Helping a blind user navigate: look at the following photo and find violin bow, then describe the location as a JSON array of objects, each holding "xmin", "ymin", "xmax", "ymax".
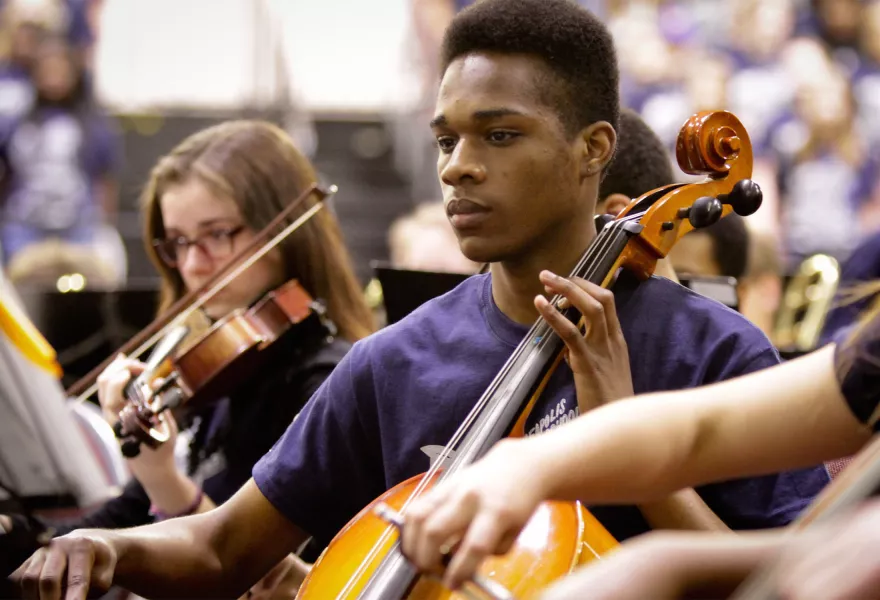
[{"xmin": 66, "ymin": 183, "xmax": 337, "ymax": 403}]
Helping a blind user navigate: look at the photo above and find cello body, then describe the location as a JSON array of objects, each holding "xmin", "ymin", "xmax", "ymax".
[{"xmin": 297, "ymin": 473, "xmax": 618, "ymax": 599}]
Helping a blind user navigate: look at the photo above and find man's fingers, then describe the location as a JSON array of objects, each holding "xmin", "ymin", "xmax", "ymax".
[
  {"xmin": 38, "ymin": 547, "xmax": 68, "ymax": 600},
  {"xmin": 400, "ymin": 486, "xmax": 448, "ymax": 567},
  {"xmin": 442, "ymin": 511, "xmax": 509, "ymax": 591},
  {"xmin": 63, "ymin": 541, "xmax": 95, "ymax": 600},
  {"xmin": 16, "ymin": 550, "xmax": 47, "ymax": 600},
  {"xmin": 538, "ymin": 272, "xmax": 609, "ymax": 343},
  {"xmin": 535, "ymin": 296, "xmax": 586, "ymax": 350},
  {"xmin": 90, "ymin": 556, "xmax": 115, "ymax": 599},
  {"xmin": 569, "ymin": 278, "xmax": 620, "ymax": 341},
  {"xmin": 409, "ymin": 489, "xmax": 475, "ymax": 573}
]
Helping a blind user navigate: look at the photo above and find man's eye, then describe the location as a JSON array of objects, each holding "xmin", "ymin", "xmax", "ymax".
[
  {"xmin": 488, "ymin": 131, "xmax": 517, "ymax": 143},
  {"xmin": 436, "ymin": 137, "xmax": 456, "ymax": 152}
]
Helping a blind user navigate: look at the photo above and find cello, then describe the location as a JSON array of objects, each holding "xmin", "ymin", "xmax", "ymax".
[{"xmin": 296, "ymin": 110, "xmax": 764, "ymax": 599}]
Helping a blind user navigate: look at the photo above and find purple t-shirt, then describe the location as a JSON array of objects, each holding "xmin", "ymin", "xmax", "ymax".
[
  {"xmin": 254, "ymin": 273, "xmax": 829, "ymax": 545},
  {"xmin": 0, "ymin": 107, "xmax": 119, "ymax": 231}
]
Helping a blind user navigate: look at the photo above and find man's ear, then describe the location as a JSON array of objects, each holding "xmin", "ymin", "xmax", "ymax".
[
  {"xmin": 579, "ymin": 120, "xmax": 617, "ymax": 178},
  {"xmin": 599, "ymin": 193, "xmax": 631, "ymax": 217}
]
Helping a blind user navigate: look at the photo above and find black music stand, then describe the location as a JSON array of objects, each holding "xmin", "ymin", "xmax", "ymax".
[{"xmin": 372, "ymin": 263, "xmax": 471, "ymax": 325}]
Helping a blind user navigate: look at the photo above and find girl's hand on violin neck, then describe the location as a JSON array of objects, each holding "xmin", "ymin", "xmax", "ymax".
[
  {"xmin": 97, "ymin": 354, "xmax": 180, "ymax": 477},
  {"xmin": 400, "ymin": 438, "xmax": 553, "ymax": 591},
  {"xmin": 126, "ymin": 414, "xmax": 180, "ymax": 480},
  {"xmin": 534, "ymin": 271, "xmax": 634, "ymax": 412},
  {"xmin": 96, "ymin": 354, "xmax": 146, "ymax": 427},
  {"xmin": 11, "ymin": 530, "xmax": 118, "ymax": 600}
]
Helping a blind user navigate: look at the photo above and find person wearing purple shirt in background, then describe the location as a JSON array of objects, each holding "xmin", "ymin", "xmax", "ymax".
[
  {"xmin": 0, "ymin": 33, "xmax": 119, "ymax": 264},
  {"xmin": 9, "ymin": 2, "xmax": 828, "ymax": 598}
]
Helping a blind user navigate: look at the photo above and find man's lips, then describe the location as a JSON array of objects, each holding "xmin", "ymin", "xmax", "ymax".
[
  {"xmin": 446, "ymin": 198, "xmax": 491, "ymax": 229},
  {"xmin": 446, "ymin": 198, "xmax": 489, "ymax": 216}
]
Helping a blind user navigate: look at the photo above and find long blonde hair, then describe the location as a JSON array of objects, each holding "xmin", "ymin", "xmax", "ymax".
[{"xmin": 141, "ymin": 120, "xmax": 374, "ymax": 342}]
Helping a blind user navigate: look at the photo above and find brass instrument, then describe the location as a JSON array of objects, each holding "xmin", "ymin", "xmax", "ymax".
[{"xmin": 774, "ymin": 253, "xmax": 840, "ymax": 353}]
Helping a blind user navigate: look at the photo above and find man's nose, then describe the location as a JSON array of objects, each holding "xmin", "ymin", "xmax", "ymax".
[{"xmin": 440, "ymin": 140, "xmax": 487, "ymax": 187}]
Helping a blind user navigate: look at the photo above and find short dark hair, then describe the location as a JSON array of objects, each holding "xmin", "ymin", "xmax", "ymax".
[
  {"xmin": 599, "ymin": 108, "xmax": 674, "ymax": 201},
  {"xmin": 701, "ymin": 213, "xmax": 750, "ymax": 280},
  {"xmin": 440, "ymin": 0, "xmax": 620, "ymax": 138}
]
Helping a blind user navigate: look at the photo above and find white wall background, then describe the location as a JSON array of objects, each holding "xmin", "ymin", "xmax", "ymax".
[{"xmin": 93, "ymin": 0, "xmax": 415, "ymax": 114}]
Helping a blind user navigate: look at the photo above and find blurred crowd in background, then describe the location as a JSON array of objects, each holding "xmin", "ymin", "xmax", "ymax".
[
  {"xmin": 0, "ymin": 0, "xmax": 878, "ymax": 346},
  {"xmin": 402, "ymin": 0, "xmax": 880, "ymax": 266},
  {"xmin": 0, "ymin": 0, "xmax": 125, "ymax": 287}
]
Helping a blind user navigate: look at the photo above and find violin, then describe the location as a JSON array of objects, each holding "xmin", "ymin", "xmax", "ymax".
[
  {"xmin": 113, "ymin": 279, "xmax": 330, "ymax": 457},
  {"xmin": 66, "ymin": 184, "xmax": 338, "ymax": 456},
  {"xmin": 294, "ymin": 111, "xmax": 764, "ymax": 600}
]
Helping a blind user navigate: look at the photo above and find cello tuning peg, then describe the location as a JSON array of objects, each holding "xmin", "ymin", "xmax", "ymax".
[
  {"xmin": 688, "ymin": 196, "xmax": 723, "ymax": 229},
  {"xmin": 720, "ymin": 179, "xmax": 763, "ymax": 216}
]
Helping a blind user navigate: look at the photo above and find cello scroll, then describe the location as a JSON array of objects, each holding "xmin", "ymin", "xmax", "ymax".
[{"xmin": 613, "ymin": 110, "xmax": 763, "ymax": 283}]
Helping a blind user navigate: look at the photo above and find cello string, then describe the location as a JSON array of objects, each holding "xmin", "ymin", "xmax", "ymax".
[
  {"xmin": 411, "ymin": 214, "xmax": 641, "ymax": 494},
  {"xmin": 414, "ymin": 220, "xmax": 624, "ymax": 482},
  {"xmin": 439, "ymin": 213, "xmax": 642, "ymax": 477}
]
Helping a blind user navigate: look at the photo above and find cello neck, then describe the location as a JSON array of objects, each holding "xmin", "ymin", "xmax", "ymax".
[{"xmin": 439, "ymin": 216, "xmax": 643, "ymax": 481}]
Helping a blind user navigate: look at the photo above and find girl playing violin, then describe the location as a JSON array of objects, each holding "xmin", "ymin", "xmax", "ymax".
[{"xmin": 3, "ymin": 119, "xmax": 373, "ymax": 597}]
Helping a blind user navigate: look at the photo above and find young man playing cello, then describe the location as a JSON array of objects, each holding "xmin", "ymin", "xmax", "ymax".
[{"xmin": 11, "ymin": 1, "xmax": 828, "ymax": 598}]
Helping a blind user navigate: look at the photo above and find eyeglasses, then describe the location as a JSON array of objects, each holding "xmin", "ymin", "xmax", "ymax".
[{"xmin": 152, "ymin": 225, "xmax": 246, "ymax": 268}]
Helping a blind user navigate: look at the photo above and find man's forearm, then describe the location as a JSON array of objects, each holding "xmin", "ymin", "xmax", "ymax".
[{"xmin": 109, "ymin": 513, "xmax": 253, "ymax": 598}]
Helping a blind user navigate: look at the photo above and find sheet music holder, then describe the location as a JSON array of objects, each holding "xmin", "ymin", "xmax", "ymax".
[
  {"xmin": 14, "ymin": 283, "xmax": 159, "ymax": 388},
  {"xmin": 0, "ymin": 273, "xmax": 119, "ymax": 514},
  {"xmin": 372, "ymin": 262, "xmax": 470, "ymax": 325}
]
